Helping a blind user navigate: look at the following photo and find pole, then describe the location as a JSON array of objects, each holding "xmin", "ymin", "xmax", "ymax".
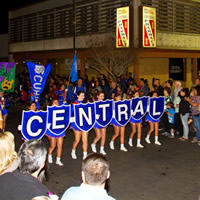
[{"xmin": 73, "ymin": 0, "xmax": 76, "ymax": 50}]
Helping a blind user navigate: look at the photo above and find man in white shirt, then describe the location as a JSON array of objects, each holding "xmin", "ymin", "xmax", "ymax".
[{"xmin": 61, "ymin": 153, "xmax": 115, "ymax": 200}]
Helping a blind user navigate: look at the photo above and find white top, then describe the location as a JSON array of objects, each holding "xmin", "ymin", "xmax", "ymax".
[{"xmin": 61, "ymin": 183, "xmax": 116, "ymax": 200}]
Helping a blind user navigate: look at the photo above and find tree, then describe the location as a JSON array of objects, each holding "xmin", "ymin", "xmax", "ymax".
[{"xmin": 87, "ymin": 36, "xmax": 136, "ymax": 81}]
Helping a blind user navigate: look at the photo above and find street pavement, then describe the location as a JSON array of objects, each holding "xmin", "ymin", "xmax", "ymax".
[{"xmin": 7, "ymin": 105, "xmax": 200, "ymax": 200}]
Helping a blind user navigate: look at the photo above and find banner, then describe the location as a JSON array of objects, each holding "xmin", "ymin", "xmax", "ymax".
[
  {"xmin": 69, "ymin": 52, "xmax": 78, "ymax": 82},
  {"xmin": 142, "ymin": 6, "xmax": 156, "ymax": 48},
  {"xmin": 0, "ymin": 62, "xmax": 16, "ymax": 92},
  {"xmin": 116, "ymin": 6, "xmax": 129, "ymax": 48},
  {"xmin": 47, "ymin": 105, "xmax": 71, "ymax": 137},
  {"xmin": 131, "ymin": 96, "xmax": 149, "ymax": 120},
  {"xmin": 95, "ymin": 100, "xmax": 113, "ymax": 128},
  {"xmin": 26, "ymin": 62, "xmax": 52, "ymax": 100},
  {"xmin": 114, "ymin": 100, "xmax": 131, "ymax": 126},
  {"xmin": 20, "ymin": 97, "xmax": 165, "ymax": 140},
  {"xmin": 21, "ymin": 110, "xmax": 47, "ymax": 141},
  {"xmin": 74, "ymin": 103, "xmax": 96, "ymax": 132}
]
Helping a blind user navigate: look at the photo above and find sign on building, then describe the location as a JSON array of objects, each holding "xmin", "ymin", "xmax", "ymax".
[
  {"xmin": 116, "ymin": 6, "xmax": 129, "ymax": 48},
  {"xmin": 142, "ymin": 6, "xmax": 156, "ymax": 48}
]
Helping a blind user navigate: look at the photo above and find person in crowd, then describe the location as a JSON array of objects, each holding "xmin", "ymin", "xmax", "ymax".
[
  {"xmin": 179, "ymin": 88, "xmax": 190, "ymax": 141},
  {"xmin": 0, "ymin": 92, "xmax": 10, "ymax": 131},
  {"xmin": 101, "ymin": 79, "xmax": 110, "ymax": 100},
  {"xmin": 173, "ymin": 91, "xmax": 183, "ymax": 136},
  {"xmin": 128, "ymin": 91, "xmax": 144, "ymax": 148},
  {"xmin": 154, "ymin": 78, "xmax": 164, "ymax": 96},
  {"xmin": 72, "ymin": 78, "xmax": 86, "ymax": 102},
  {"xmin": 139, "ymin": 78, "xmax": 149, "ymax": 96},
  {"xmin": 21, "ymin": 86, "xmax": 28, "ymax": 106},
  {"xmin": 166, "ymin": 102, "xmax": 175, "ymax": 138},
  {"xmin": 0, "ymin": 131, "xmax": 18, "ymax": 175},
  {"xmin": 145, "ymin": 91, "xmax": 161, "ymax": 145},
  {"xmin": 91, "ymin": 91, "xmax": 107, "ymax": 155},
  {"xmin": 109, "ymin": 93, "xmax": 128, "ymax": 152},
  {"xmin": 0, "ymin": 140, "xmax": 49, "ymax": 200},
  {"xmin": 185, "ymin": 85, "xmax": 200, "ymax": 145},
  {"xmin": 47, "ymin": 99, "xmax": 65, "ymax": 166},
  {"xmin": 94, "ymin": 79, "xmax": 102, "ymax": 92},
  {"xmin": 61, "ymin": 153, "xmax": 115, "ymax": 200},
  {"xmin": 71, "ymin": 91, "xmax": 88, "ymax": 159},
  {"xmin": 57, "ymin": 84, "xmax": 68, "ymax": 105},
  {"xmin": 161, "ymin": 86, "xmax": 172, "ymax": 136},
  {"xmin": 195, "ymin": 77, "xmax": 200, "ymax": 86},
  {"xmin": 174, "ymin": 81, "xmax": 182, "ymax": 99},
  {"xmin": 166, "ymin": 80, "xmax": 174, "ymax": 101},
  {"xmin": 108, "ymin": 81, "xmax": 117, "ymax": 99}
]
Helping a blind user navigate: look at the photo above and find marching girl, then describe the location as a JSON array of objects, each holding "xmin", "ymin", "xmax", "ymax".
[
  {"xmin": 109, "ymin": 93, "xmax": 128, "ymax": 152},
  {"xmin": 57, "ymin": 84, "xmax": 68, "ymax": 105},
  {"xmin": 145, "ymin": 91, "xmax": 161, "ymax": 145},
  {"xmin": 70, "ymin": 91, "xmax": 88, "ymax": 160},
  {"xmin": 128, "ymin": 91, "xmax": 144, "ymax": 148},
  {"xmin": 0, "ymin": 92, "xmax": 10, "ymax": 132},
  {"xmin": 47, "ymin": 99, "xmax": 65, "ymax": 166},
  {"xmin": 91, "ymin": 91, "xmax": 107, "ymax": 155}
]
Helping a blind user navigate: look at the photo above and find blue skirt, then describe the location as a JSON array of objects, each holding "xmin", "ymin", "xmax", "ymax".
[
  {"xmin": 110, "ymin": 118, "xmax": 123, "ymax": 127},
  {"xmin": 130, "ymin": 117, "xmax": 142, "ymax": 124},
  {"xmin": 70, "ymin": 122, "xmax": 82, "ymax": 132},
  {"xmin": 46, "ymin": 129, "xmax": 65, "ymax": 138},
  {"xmin": 94, "ymin": 122, "xmax": 107, "ymax": 129},
  {"xmin": 146, "ymin": 113, "xmax": 160, "ymax": 123},
  {"xmin": 1, "ymin": 108, "xmax": 7, "ymax": 116}
]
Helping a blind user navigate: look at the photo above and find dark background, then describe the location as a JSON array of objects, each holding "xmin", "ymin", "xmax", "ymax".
[{"xmin": 0, "ymin": 0, "xmax": 42, "ymax": 34}]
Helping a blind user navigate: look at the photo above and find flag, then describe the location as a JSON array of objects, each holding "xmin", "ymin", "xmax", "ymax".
[
  {"xmin": 0, "ymin": 62, "xmax": 16, "ymax": 92},
  {"xmin": 26, "ymin": 62, "xmax": 51, "ymax": 100},
  {"xmin": 70, "ymin": 52, "xmax": 78, "ymax": 82}
]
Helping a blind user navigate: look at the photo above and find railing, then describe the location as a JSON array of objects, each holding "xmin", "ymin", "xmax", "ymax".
[
  {"xmin": 9, "ymin": 0, "xmax": 132, "ymax": 43},
  {"xmin": 140, "ymin": 0, "xmax": 200, "ymax": 34}
]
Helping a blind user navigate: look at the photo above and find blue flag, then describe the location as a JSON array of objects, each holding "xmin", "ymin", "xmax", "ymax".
[
  {"xmin": 26, "ymin": 62, "xmax": 51, "ymax": 100},
  {"xmin": 70, "ymin": 52, "xmax": 78, "ymax": 82}
]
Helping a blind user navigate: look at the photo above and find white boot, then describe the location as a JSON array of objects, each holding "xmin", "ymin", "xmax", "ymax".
[
  {"xmin": 145, "ymin": 135, "xmax": 151, "ymax": 144},
  {"xmin": 91, "ymin": 143, "xmax": 97, "ymax": 153},
  {"xmin": 155, "ymin": 136, "xmax": 161, "ymax": 146},
  {"xmin": 136, "ymin": 139, "xmax": 144, "ymax": 148},
  {"xmin": 120, "ymin": 144, "xmax": 128, "ymax": 152},
  {"xmin": 71, "ymin": 149, "xmax": 77, "ymax": 159},
  {"xmin": 56, "ymin": 157, "xmax": 63, "ymax": 166},
  {"xmin": 48, "ymin": 154, "xmax": 53, "ymax": 164},
  {"xmin": 100, "ymin": 146, "xmax": 106, "ymax": 155},
  {"xmin": 83, "ymin": 152, "xmax": 87, "ymax": 160},
  {"xmin": 128, "ymin": 138, "xmax": 133, "ymax": 147},
  {"xmin": 109, "ymin": 141, "xmax": 115, "ymax": 150}
]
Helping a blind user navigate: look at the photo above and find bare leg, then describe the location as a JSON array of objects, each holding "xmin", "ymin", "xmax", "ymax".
[
  {"xmin": 100, "ymin": 128, "xmax": 106, "ymax": 147},
  {"xmin": 47, "ymin": 136, "xmax": 56, "ymax": 155},
  {"xmin": 93, "ymin": 128, "xmax": 101, "ymax": 144},
  {"xmin": 111, "ymin": 125, "xmax": 120, "ymax": 141},
  {"xmin": 82, "ymin": 131, "xmax": 88, "ymax": 153},
  {"xmin": 72, "ymin": 130, "xmax": 82, "ymax": 150},
  {"xmin": 56, "ymin": 137, "xmax": 64, "ymax": 158},
  {"xmin": 120, "ymin": 126, "xmax": 125, "ymax": 145},
  {"xmin": 2, "ymin": 115, "xmax": 7, "ymax": 131},
  {"xmin": 136, "ymin": 123, "xmax": 142, "ymax": 139},
  {"xmin": 129, "ymin": 122, "xmax": 136, "ymax": 139}
]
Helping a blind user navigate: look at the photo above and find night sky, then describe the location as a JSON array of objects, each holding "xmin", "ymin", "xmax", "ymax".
[{"xmin": 0, "ymin": 0, "xmax": 43, "ymax": 34}]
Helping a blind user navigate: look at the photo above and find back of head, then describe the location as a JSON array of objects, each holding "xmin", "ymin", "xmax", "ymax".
[
  {"xmin": 18, "ymin": 139, "xmax": 47, "ymax": 174},
  {"xmin": 0, "ymin": 131, "xmax": 17, "ymax": 174},
  {"xmin": 82, "ymin": 153, "xmax": 110, "ymax": 186}
]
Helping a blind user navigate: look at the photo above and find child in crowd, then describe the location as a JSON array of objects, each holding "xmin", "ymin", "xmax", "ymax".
[{"xmin": 166, "ymin": 102, "xmax": 175, "ymax": 138}]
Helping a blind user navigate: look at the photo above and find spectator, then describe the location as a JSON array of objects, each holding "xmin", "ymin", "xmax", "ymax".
[
  {"xmin": 154, "ymin": 78, "xmax": 164, "ymax": 96},
  {"xmin": 166, "ymin": 80, "xmax": 174, "ymax": 101},
  {"xmin": 108, "ymin": 81, "xmax": 117, "ymax": 99},
  {"xmin": 139, "ymin": 78, "xmax": 149, "ymax": 96},
  {"xmin": 101, "ymin": 79, "xmax": 110, "ymax": 99},
  {"xmin": 0, "ymin": 131, "xmax": 18, "ymax": 175},
  {"xmin": 94, "ymin": 79, "xmax": 102, "ymax": 92},
  {"xmin": 0, "ymin": 140, "xmax": 49, "ymax": 200},
  {"xmin": 179, "ymin": 88, "xmax": 190, "ymax": 141},
  {"xmin": 72, "ymin": 78, "xmax": 86, "ymax": 102},
  {"xmin": 166, "ymin": 102, "xmax": 175, "ymax": 138},
  {"xmin": 61, "ymin": 153, "xmax": 115, "ymax": 200},
  {"xmin": 185, "ymin": 85, "xmax": 200, "ymax": 145},
  {"xmin": 174, "ymin": 81, "xmax": 182, "ymax": 99}
]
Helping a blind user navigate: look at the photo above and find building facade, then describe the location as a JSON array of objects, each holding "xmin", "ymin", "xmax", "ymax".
[{"xmin": 9, "ymin": 0, "xmax": 200, "ymax": 87}]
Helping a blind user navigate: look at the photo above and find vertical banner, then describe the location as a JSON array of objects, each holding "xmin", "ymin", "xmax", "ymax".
[
  {"xmin": 142, "ymin": 6, "xmax": 156, "ymax": 48},
  {"xmin": 0, "ymin": 62, "xmax": 16, "ymax": 92},
  {"xmin": 116, "ymin": 6, "xmax": 129, "ymax": 48}
]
